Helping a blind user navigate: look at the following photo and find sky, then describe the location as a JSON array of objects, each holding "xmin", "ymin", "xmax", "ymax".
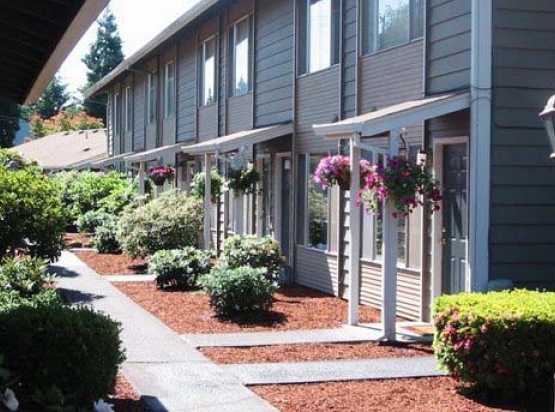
[{"xmin": 59, "ymin": 0, "xmax": 202, "ymax": 100}]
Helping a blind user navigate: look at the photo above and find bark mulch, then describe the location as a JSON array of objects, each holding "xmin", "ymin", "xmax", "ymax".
[
  {"xmin": 113, "ymin": 282, "xmax": 381, "ymax": 334},
  {"xmin": 201, "ymin": 342, "xmax": 433, "ymax": 365},
  {"xmin": 64, "ymin": 233, "xmax": 93, "ymax": 249},
  {"xmin": 110, "ymin": 375, "xmax": 151, "ymax": 412},
  {"xmin": 252, "ymin": 377, "xmax": 548, "ymax": 412},
  {"xmin": 73, "ymin": 251, "xmax": 149, "ymax": 276}
]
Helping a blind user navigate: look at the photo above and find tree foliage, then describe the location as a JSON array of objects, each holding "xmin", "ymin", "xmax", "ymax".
[
  {"xmin": 0, "ymin": 99, "xmax": 20, "ymax": 148},
  {"xmin": 23, "ymin": 76, "xmax": 70, "ymax": 120},
  {"xmin": 82, "ymin": 9, "xmax": 124, "ymax": 121},
  {"xmin": 30, "ymin": 109, "xmax": 104, "ymax": 138}
]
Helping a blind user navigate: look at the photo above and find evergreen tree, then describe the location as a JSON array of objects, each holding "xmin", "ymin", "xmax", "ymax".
[
  {"xmin": 82, "ymin": 9, "xmax": 124, "ymax": 122},
  {"xmin": 0, "ymin": 99, "xmax": 20, "ymax": 148},
  {"xmin": 22, "ymin": 76, "xmax": 70, "ymax": 119}
]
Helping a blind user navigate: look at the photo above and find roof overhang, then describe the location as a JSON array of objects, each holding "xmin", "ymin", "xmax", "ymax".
[
  {"xmin": 84, "ymin": 0, "xmax": 219, "ymax": 98},
  {"xmin": 313, "ymin": 92, "xmax": 471, "ymax": 140},
  {"xmin": 125, "ymin": 143, "xmax": 184, "ymax": 163},
  {"xmin": 182, "ymin": 123, "xmax": 294, "ymax": 155},
  {"xmin": 92, "ymin": 152, "xmax": 134, "ymax": 168}
]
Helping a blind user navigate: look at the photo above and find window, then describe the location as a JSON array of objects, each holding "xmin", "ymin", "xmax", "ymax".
[
  {"xmin": 124, "ymin": 87, "xmax": 132, "ymax": 132},
  {"xmin": 299, "ymin": 0, "xmax": 340, "ymax": 75},
  {"xmin": 201, "ymin": 37, "xmax": 217, "ymax": 106},
  {"xmin": 164, "ymin": 61, "xmax": 176, "ymax": 118},
  {"xmin": 230, "ymin": 17, "xmax": 252, "ymax": 97},
  {"xmin": 361, "ymin": 0, "xmax": 424, "ymax": 55},
  {"xmin": 114, "ymin": 93, "xmax": 121, "ymax": 136},
  {"xmin": 147, "ymin": 73, "xmax": 157, "ymax": 124}
]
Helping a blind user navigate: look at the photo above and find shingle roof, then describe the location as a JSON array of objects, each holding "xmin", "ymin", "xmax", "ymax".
[{"xmin": 12, "ymin": 129, "xmax": 108, "ymax": 171}]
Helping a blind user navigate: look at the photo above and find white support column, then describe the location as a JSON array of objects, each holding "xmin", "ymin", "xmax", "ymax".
[
  {"xmin": 138, "ymin": 161, "xmax": 146, "ymax": 206},
  {"xmin": 204, "ymin": 153, "xmax": 212, "ymax": 250},
  {"xmin": 348, "ymin": 135, "xmax": 362, "ymax": 326},
  {"xmin": 382, "ymin": 129, "xmax": 400, "ymax": 341}
]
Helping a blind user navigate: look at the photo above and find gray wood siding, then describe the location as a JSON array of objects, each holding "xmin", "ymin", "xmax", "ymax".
[
  {"xmin": 296, "ymin": 66, "xmax": 341, "ymax": 153},
  {"xmin": 198, "ymin": 105, "xmax": 219, "ymax": 141},
  {"xmin": 360, "ymin": 40, "xmax": 424, "ymax": 113},
  {"xmin": 490, "ymin": 0, "xmax": 555, "ymax": 289},
  {"xmin": 133, "ymin": 72, "xmax": 146, "ymax": 151},
  {"xmin": 161, "ymin": 46, "xmax": 177, "ymax": 147},
  {"xmin": 112, "ymin": 83, "xmax": 122, "ymax": 156},
  {"xmin": 295, "ymin": 248, "xmax": 339, "ymax": 296},
  {"xmin": 342, "ymin": 0, "xmax": 357, "ymax": 119},
  {"xmin": 254, "ymin": 0, "xmax": 294, "ymax": 127},
  {"xmin": 177, "ymin": 31, "xmax": 197, "ymax": 143},
  {"xmin": 227, "ymin": 94, "xmax": 253, "ymax": 133},
  {"xmin": 426, "ymin": 0, "xmax": 471, "ymax": 94},
  {"xmin": 123, "ymin": 76, "xmax": 133, "ymax": 154},
  {"xmin": 145, "ymin": 58, "xmax": 158, "ymax": 150},
  {"xmin": 107, "ymin": 90, "xmax": 114, "ymax": 156}
]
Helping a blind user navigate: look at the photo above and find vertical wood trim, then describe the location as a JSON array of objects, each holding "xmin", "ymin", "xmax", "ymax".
[
  {"xmin": 291, "ymin": 0, "xmax": 299, "ymax": 283},
  {"xmin": 251, "ymin": 0, "xmax": 257, "ymax": 129},
  {"xmin": 174, "ymin": 38, "xmax": 179, "ymax": 145},
  {"xmin": 348, "ymin": 135, "xmax": 361, "ymax": 325}
]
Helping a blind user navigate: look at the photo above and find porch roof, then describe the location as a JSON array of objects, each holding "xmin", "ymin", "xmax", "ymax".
[
  {"xmin": 125, "ymin": 143, "xmax": 184, "ymax": 163},
  {"xmin": 92, "ymin": 152, "xmax": 135, "ymax": 168},
  {"xmin": 182, "ymin": 123, "xmax": 293, "ymax": 155},
  {"xmin": 313, "ymin": 92, "xmax": 471, "ymax": 140}
]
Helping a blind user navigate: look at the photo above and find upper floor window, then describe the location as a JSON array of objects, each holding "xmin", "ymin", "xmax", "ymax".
[
  {"xmin": 147, "ymin": 73, "xmax": 157, "ymax": 124},
  {"xmin": 201, "ymin": 36, "xmax": 217, "ymax": 106},
  {"xmin": 124, "ymin": 87, "xmax": 132, "ymax": 132},
  {"xmin": 299, "ymin": 0, "xmax": 340, "ymax": 75},
  {"xmin": 114, "ymin": 92, "xmax": 121, "ymax": 136},
  {"xmin": 164, "ymin": 61, "xmax": 176, "ymax": 118},
  {"xmin": 361, "ymin": 0, "xmax": 424, "ymax": 55},
  {"xmin": 230, "ymin": 16, "xmax": 252, "ymax": 97}
]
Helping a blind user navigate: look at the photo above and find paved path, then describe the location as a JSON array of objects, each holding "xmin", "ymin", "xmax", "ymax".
[
  {"xmin": 52, "ymin": 252, "xmax": 279, "ymax": 412},
  {"xmin": 223, "ymin": 357, "xmax": 443, "ymax": 385},
  {"xmin": 183, "ymin": 324, "xmax": 431, "ymax": 348}
]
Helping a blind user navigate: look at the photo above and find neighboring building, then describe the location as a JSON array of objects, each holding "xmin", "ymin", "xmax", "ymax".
[
  {"xmin": 85, "ymin": 0, "xmax": 555, "ymax": 321},
  {"xmin": 12, "ymin": 129, "xmax": 108, "ymax": 171}
]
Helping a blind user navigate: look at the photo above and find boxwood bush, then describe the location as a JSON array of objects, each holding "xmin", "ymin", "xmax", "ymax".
[
  {"xmin": 117, "ymin": 190, "xmax": 203, "ymax": 258},
  {"xmin": 150, "ymin": 248, "xmax": 213, "ymax": 289},
  {"xmin": 199, "ymin": 266, "xmax": 278, "ymax": 317},
  {"xmin": 434, "ymin": 290, "xmax": 555, "ymax": 397},
  {"xmin": 221, "ymin": 235, "xmax": 283, "ymax": 278},
  {"xmin": 0, "ymin": 304, "xmax": 125, "ymax": 409}
]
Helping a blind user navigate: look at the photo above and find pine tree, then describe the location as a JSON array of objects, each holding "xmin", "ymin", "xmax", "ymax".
[
  {"xmin": 0, "ymin": 99, "xmax": 20, "ymax": 148},
  {"xmin": 22, "ymin": 76, "xmax": 70, "ymax": 119},
  {"xmin": 82, "ymin": 9, "xmax": 124, "ymax": 122}
]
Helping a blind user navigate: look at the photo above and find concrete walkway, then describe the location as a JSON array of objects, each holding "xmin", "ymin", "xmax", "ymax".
[
  {"xmin": 223, "ymin": 357, "xmax": 444, "ymax": 385},
  {"xmin": 52, "ymin": 252, "xmax": 278, "ymax": 412}
]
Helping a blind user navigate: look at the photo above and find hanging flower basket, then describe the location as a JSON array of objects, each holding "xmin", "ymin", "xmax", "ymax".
[
  {"xmin": 358, "ymin": 156, "xmax": 443, "ymax": 218},
  {"xmin": 313, "ymin": 155, "xmax": 372, "ymax": 191},
  {"xmin": 148, "ymin": 166, "xmax": 174, "ymax": 186},
  {"xmin": 191, "ymin": 170, "xmax": 223, "ymax": 203},
  {"xmin": 227, "ymin": 168, "xmax": 260, "ymax": 196}
]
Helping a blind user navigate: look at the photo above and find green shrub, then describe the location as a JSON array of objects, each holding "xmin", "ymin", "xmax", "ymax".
[
  {"xmin": 98, "ymin": 184, "xmax": 138, "ymax": 216},
  {"xmin": 199, "ymin": 266, "xmax": 278, "ymax": 316},
  {"xmin": 191, "ymin": 170, "xmax": 223, "ymax": 203},
  {"xmin": 0, "ymin": 257, "xmax": 53, "ymax": 298},
  {"xmin": 221, "ymin": 235, "xmax": 283, "ymax": 278},
  {"xmin": 150, "ymin": 248, "xmax": 213, "ymax": 289},
  {"xmin": 0, "ymin": 166, "xmax": 66, "ymax": 261},
  {"xmin": 433, "ymin": 290, "xmax": 555, "ymax": 397},
  {"xmin": 76, "ymin": 210, "xmax": 113, "ymax": 234},
  {"xmin": 0, "ymin": 304, "xmax": 125, "ymax": 409},
  {"xmin": 0, "ymin": 289, "xmax": 64, "ymax": 314},
  {"xmin": 93, "ymin": 219, "xmax": 121, "ymax": 254},
  {"xmin": 117, "ymin": 190, "xmax": 204, "ymax": 258}
]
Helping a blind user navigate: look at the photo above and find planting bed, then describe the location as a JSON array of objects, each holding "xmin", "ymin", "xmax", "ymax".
[
  {"xmin": 111, "ymin": 375, "xmax": 151, "ymax": 412},
  {"xmin": 252, "ymin": 377, "xmax": 547, "ymax": 412},
  {"xmin": 201, "ymin": 342, "xmax": 433, "ymax": 364},
  {"xmin": 74, "ymin": 251, "xmax": 148, "ymax": 276},
  {"xmin": 113, "ymin": 282, "xmax": 381, "ymax": 334}
]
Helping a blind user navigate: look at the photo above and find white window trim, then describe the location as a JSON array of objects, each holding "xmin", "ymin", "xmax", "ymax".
[
  {"xmin": 230, "ymin": 15, "xmax": 251, "ymax": 97},
  {"xmin": 114, "ymin": 92, "xmax": 121, "ymax": 137},
  {"xmin": 124, "ymin": 87, "xmax": 132, "ymax": 133},
  {"xmin": 201, "ymin": 35, "xmax": 218, "ymax": 107},
  {"xmin": 305, "ymin": 0, "xmax": 333, "ymax": 75},
  {"xmin": 164, "ymin": 61, "xmax": 176, "ymax": 118}
]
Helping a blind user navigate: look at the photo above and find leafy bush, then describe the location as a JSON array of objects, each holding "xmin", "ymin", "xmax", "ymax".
[
  {"xmin": 191, "ymin": 170, "xmax": 223, "ymax": 203},
  {"xmin": 434, "ymin": 290, "xmax": 555, "ymax": 397},
  {"xmin": 93, "ymin": 218, "xmax": 121, "ymax": 254},
  {"xmin": 0, "ymin": 304, "xmax": 124, "ymax": 409},
  {"xmin": 199, "ymin": 266, "xmax": 278, "ymax": 316},
  {"xmin": 0, "ymin": 166, "xmax": 66, "ymax": 261},
  {"xmin": 98, "ymin": 183, "xmax": 138, "ymax": 216},
  {"xmin": 0, "ymin": 257, "xmax": 53, "ymax": 298},
  {"xmin": 117, "ymin": 191, "xmax": 203, "ymax": 258},
  {"xmin": 150, "ymin": 248, "xmax": 213, "ymax": 289},
  {"xmin": 76, "ymin": 210, "xmax": 113, "ymax": 234},
  {"xmin": 221, "ymin": 235, "xmax": 283, "ymax": 278}
]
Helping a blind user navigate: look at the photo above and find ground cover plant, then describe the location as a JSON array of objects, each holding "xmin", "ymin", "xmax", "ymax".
[
  {"xmin": 150, "ymin": 248, "xmax": 213, "ymax": 289},
  {"xmin": 434, "ymin": 289, "xmax": 555, "ymax": 398}
]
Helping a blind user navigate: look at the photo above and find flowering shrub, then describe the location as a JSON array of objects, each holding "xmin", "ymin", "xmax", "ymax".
[
  {"xmin": 313, "ymin": 155, "xmax": 372, "ymax": 190},
  {"xmin": 227, "ymin": 168, "xmax": 260, "ymax": 196},
  {"xmin": 434, "ymin": 290, "xmax": 555, "ymax": 397},
  {"xmin": 30, "ymin": 110, "xmax": 104, "ymax": 138},
  {"xmin": 220, "ymin": 236, "xmax": 283, "ymax": 279},
  {"xmin": 358, "ymin": 157, "xmax": 442, "ymax": 218},
  {"xmin": 150, "ymin": 248, "xmax": 213, "ymax": 289},
  {"xmin": 148, "ymin": 165, "xmax": 174, "ymax": 186},
  {"xmin": 191, "ymin": 170, "xmax": 223, "ymax": 203}
]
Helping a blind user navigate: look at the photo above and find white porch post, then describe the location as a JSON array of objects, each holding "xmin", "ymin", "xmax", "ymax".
[
  {"xmin": 348, "ymin": 135, "xmax": 362, "ymax": 326},
  {"xmin": 204, "ymin": 153, "xmax": 212, "ymax": 249},
  {"xmin": 138, "ymin": 161, "xmax": 146, "ymax": 205},
  {"xmin": 382, "ymin": 129, "xmax": 400, "ymax": 341}
]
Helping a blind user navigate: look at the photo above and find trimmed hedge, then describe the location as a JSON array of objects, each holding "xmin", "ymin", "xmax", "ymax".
[
  {"xmin": 199, "ymin": 266, "xmax": 278, "ymax": 316},
  {"xmin": 150, "ymin": 248, "xmax": 213, "ymax": 290},
  {"xmin": 221, "ymin": 235, "xmax": 283, "ymax": 278},
  {"xmin": 433, "ymin": 290, "xmax": 555, "ymax": 397}
]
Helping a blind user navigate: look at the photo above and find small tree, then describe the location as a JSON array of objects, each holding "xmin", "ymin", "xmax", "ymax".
[{"xmin": 23, "ymin": 76, "xmax": 70, "ymax": 120}]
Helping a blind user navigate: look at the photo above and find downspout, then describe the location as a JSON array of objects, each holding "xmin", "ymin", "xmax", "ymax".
[{"xmin": 469, "ymin": 0, "xmax": 493, "ymax": 292}]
